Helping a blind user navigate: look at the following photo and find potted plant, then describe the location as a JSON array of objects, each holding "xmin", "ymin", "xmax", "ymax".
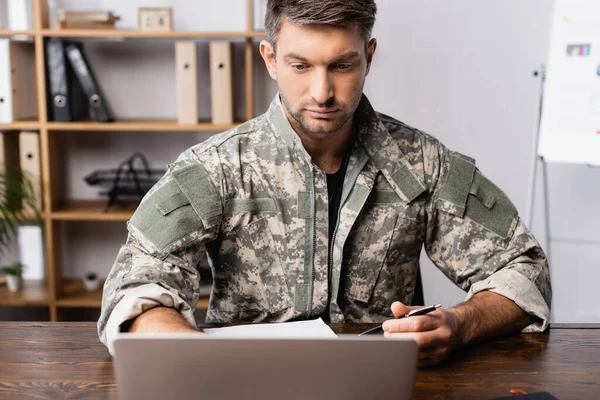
[
  {"xmin": 0, "ymin": 162, "xmax": 43, "ymax": 289},
  {"xmin": 0, "ymin": 262, "xmax": 25, "ymax": 292},
  {"xmin": 83, "ymin": 272, "xmax": 100, "ymax": 292}
]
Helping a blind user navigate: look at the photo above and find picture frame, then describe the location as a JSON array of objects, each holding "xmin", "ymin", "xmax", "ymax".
[{"xmin": 138, "ymin": 7, "xmax": 173, "ymax": 31}]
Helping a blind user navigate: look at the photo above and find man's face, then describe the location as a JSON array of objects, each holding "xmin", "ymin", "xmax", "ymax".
[{"xmin": 261, "ymin": 19, "xmax": 376, "ymax": 139}]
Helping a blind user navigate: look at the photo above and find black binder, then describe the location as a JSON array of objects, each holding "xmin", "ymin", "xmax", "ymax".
[
  {"xmin": 45, "ymin": 39, "xmax": 87, "ymax": 122},
  {"xmin": 64, "ymin": 42, "xmax": 114, "ymax": 122}
]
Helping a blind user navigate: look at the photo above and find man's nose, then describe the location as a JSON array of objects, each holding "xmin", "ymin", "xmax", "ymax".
[{"xmin": 310, "ymin": 69, "xmax": 334, "ymax": 106}]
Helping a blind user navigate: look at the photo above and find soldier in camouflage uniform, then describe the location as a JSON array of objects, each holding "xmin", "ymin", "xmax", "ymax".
[{"xmin": 99, "ymin": 0, "xmax": 551, "ymax": 366}]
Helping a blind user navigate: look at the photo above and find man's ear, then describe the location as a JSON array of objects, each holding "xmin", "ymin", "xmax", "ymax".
[
  {"xmin": 259, "ymin": 40, "xmax": 277, "ymax": 80},
  {"xmin": 365, "ymin": 38, "xmax": 377, "ymax": 76}
]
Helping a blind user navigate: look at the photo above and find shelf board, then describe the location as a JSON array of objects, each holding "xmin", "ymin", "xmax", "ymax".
[
  {"xmin": 52, "ymin": 199, "xmax": 137, "ymax": 221},
  {"xmin": 56, "ymin": 279, "xmax": 105, "ymax": 308},
  {"xmin": 0, "ymin": 280, "xmax": 49, "ymax": 307},
  {"xmin": 0, "ymin": 29, "xmax": 36, "ymax": 37},
  {"xmin": 41, "ymin": 29, "xmax": 265, "ymax": 39},
  {"xmin": 46, "ymin": 119, "xmax": 240, "ymax": 132},
  {"xmin": 0, "ymin": 120, "xmax": 41, "ymax": 130},
  {"xmin": 56, "ymin": 279, "xmax": 209, "ymax": 309}
]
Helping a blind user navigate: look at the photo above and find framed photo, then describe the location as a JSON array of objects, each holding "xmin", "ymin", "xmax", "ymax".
[{"xmin": 138, "ymin": 7, "xmax": 173, "ymax": 31}]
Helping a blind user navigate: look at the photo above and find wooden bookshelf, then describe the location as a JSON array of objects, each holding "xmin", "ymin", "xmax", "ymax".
[
  {"xmin": 0, "ymin": 120, "xmax": 41, "ymax": 130},
  {"xmin": 55, "ymin": 279, "xmax": 104, "ymax": 308},
  {"xmin": 0, "ymin": 280, "xmax": 49, "ymax": 307},
  {"xmin": 40, "ymin": 29, "xmax": 265, "ymax": 39},
  {"xmin": 46, "ymin": 119, "xmax": 239, "ymax": 132},
  {"xmin": 1, "ymin": 0, "xmax": 258, "ymax": 321},
  {"xmin": 0, "ymin": 29, "xmax": 36, "ymax": 37},
  {"xmin": 56, "ymin": 279, "xmax": 209, "ymax": 309},
  {"xmin": 51, "ymin": 200, "xmax": 137, "ymax": 221}
]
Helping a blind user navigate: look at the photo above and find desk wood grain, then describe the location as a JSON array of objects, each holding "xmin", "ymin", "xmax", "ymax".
[{"xmin": 0, "ymin": 322, "xmax": 598, "ymax": 399}]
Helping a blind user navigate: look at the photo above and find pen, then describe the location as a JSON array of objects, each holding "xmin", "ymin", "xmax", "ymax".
[{"xmin": 357, "ymin": 304, "xmax": 442, "ymax": 336}]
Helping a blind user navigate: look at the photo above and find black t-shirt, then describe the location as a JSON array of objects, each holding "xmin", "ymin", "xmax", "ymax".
[
  {"xmin": 327, "ymin": 166, "xmax": 346, "ymax": 243},
  {"xmin": 323, "ymin": 157, "xmax": 348, "ymax": 322}
]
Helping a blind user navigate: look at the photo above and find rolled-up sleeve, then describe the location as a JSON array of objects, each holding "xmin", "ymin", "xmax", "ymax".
[
  {"xmin": 424, "ymin": 146, "xmax": 551, "ymax": 331},
  {"xmin": 98, "ymin": 235, "xmax": 207, "ymax": 353},
  {"xmin": 466, "ymin": 267, "xmax": 549, "ymax": 332},
  {"xmin": 103, "ymin": 282, "xmax": 197, "ymax": 355}
]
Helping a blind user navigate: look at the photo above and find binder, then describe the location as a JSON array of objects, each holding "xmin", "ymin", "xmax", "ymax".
[
  {"xmin": 0, "ymin": 40, "xmax": 38, "ymax": 123},
  {"xmin": 209, "ymin": 41, "xmax": 234, "ymax": 125},
  {"xmin": 253, "ymin": 0, "xmax": 267, "ymax": 31},
  {"xmin": 7, "ymin": 0, "xmax": 32, "ymax": 31},
  {"xmin": 18, "ymin": 225, "xmax": 45, "ymax": 280},
  {"xmin": 175, "ymin": 41, "xmax": 198, "ymax": 124},
  {"xmin": 0, "ymin": 40, "xmax": 11, "ymax": 123},
  {"xmin": 0, "ymin": 131, "xmax": 22, "ymax": 211},
  {"xmin": 0, "ymin": 2, "xmax": 8, "ymax": 29},
  {"xmin": 19, "ymin": 131, "xmax": 42, "ymax": 213},
  {"xmin": 45, "ymin": 39, "xmax": 87, "ymax": 122},
  {"xmin": 65, "ymin": 42, "xmax": 114, "ymax": 122}
]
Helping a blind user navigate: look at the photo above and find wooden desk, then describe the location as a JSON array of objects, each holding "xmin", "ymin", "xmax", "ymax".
[{"xmin": 0, "ymin": 322, "xmax": 599, "ymax": 399}]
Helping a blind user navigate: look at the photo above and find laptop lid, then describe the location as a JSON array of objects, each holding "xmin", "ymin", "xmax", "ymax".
[{"xmin": 113, "ymin": 334, "xmax": 417, "ymax": 400}]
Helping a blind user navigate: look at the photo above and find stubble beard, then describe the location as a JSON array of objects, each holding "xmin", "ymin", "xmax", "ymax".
[{"xmin": 279, "ymin": 87, "xmax": 364, "ymax": 138}]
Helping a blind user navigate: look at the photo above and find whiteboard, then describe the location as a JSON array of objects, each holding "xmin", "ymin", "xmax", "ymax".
[{"xmin": 538, "ymin": 0, "xmax": 600, "ymax": 165}]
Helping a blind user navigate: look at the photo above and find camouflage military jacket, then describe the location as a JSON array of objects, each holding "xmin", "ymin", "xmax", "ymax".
[{"xmin": 98, "ymin": 94, "xmax": 551, "ymax": 352}]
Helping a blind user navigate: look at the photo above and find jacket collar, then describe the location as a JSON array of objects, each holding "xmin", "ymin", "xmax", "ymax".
[{"xmin": 265, "ymin": 93, "xmax": 426, "ymax": 203}]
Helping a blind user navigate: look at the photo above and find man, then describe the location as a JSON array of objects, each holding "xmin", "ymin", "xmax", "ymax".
[{"xmin": 99, "ymin": 0, "xmax": 551, "ymax": 367}]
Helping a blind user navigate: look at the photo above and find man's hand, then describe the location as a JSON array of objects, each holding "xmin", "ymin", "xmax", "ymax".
[
  {"xmin": 382, "ymin": 292, "xmax": 538, "ymax": 367},
  {"xmin": 382, "ymin": 301, "xmax": 460, "ymax": 367},
  {"xmin": 124, "ymin": 306, "xmax": 200, "ymax": 334}
]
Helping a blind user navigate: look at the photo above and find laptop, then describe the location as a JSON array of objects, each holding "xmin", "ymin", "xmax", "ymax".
[{"xmin": 113, "ymin": 334, "xmax": 418, "ymax": 400}]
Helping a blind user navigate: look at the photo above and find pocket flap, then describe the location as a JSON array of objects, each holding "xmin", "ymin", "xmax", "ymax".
[
  {"xmin": 436, "ymin": 151, "xmax": 476, "ymax": 217},
  {"xmin": 469, "ymin": 180, "xmax": 496, "ymax": 210},
  {"xmin": 157, "ymin": 192, "xmax": 190, "ymax": 215}
]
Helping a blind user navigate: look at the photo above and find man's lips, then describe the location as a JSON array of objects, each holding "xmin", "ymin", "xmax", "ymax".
[{"xmin": 305, "ymin": 109, "xmax": 339, "ymax": 116}]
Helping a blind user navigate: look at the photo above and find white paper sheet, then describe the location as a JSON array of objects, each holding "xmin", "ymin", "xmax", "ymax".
[{"xmin": 202, "ymin": 318, "xmax": 338, "ymax": 339}]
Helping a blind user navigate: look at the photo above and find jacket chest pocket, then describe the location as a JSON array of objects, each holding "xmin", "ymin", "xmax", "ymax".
[
  {"xmin": 214, "ymin": 216, "xmax": 292, "ymax": 317},
  {"xmin": 344, "ymin": 199, "xmax": 425, "ymax": 306}
]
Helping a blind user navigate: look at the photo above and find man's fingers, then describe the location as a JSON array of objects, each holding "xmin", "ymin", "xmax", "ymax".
[
  {"xmin": 383, "ymin": 333, "xmax": 450, "ymax": 367},
  {"xmin": 383, "ymin": 328, "xmax": 446, "ymax": 349},
  {"xmin": 382, "ymin": 314, "xmax": 439, "ymax": 333},
  {"xmin": 390, "ymin": 301, "xmax": 412, "ymax": 318}
]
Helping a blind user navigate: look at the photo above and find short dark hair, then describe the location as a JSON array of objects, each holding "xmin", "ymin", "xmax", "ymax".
[{"xmin": 264, "ymin": 0, "xmax": 377, "ymax": 47}]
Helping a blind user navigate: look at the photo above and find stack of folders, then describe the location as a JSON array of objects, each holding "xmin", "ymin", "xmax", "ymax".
[
  {"xmin": 56, "ymin": 10, "xmax": 121, "ymax": 30},
  {"xmin": 175, "ymin": 41, "xmax": 234, "ymax": 125},
  {"xmin": 45, "ymin": 39, "xmax": 114, "ymax": 122}
]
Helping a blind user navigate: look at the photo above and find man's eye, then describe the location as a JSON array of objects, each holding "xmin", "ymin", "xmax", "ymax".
[
  {"xmin": 293, "ymin": 64, "xmax": 306, "ymax": 71},
  {"xmin": 336, "ymin": 64, "xmax": 352, "ymax": 70}
]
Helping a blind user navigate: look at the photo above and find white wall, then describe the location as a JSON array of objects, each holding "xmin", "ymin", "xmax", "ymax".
[
  {"xmin": 367, "ymin": 1, "xmax": 600, "ymax": 323},
  {"xmin": 6, "ymin": 0, "xmax": 598, "ymax": 323},
  {"xmin": 366, "ymin": 1, "xmax": 554, "ymax": 307}
]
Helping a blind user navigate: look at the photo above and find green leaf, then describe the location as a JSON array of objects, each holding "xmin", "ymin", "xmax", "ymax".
[{"xmin": 0, "ymin": 163, "xmax": 43, "ymax": 255}]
